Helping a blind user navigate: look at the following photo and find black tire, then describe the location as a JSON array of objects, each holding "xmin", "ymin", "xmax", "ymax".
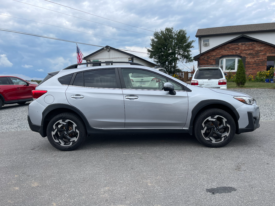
[
  {"xmin": 194, "ymin": 109, "xmax": 236, "ymax": 147},
  {"xmin": 0, "ymin": 98, "xmax": 3, "ymax": 109},
  {"xmin": 18, "ymin": 101, "xmax": 26, "ymax": 105},
  {"xmin": 46, "ymin": 113, "xmax": 86, "ymax": 151}
]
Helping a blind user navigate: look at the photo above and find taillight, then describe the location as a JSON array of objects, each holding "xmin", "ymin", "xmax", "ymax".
[
  {"xmin": 32, "ymin": 90, "xmax": 47, "ymax": 99},
  {"xmin": 218, "ymin": 79, "xmax": 227, "ymax": 85},
  {"xmin": 151, "ymin": 78, "xmax": 160, "ymax": 82},
  {"xmin": 191, "ymin": 80, "xmax": 198, "ymax": 85}
]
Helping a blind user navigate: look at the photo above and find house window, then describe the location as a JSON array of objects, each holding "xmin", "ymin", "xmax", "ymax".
[
  {"xmin": 203, "ymin": 39, "xmax": 209, "ymax": 47},
  {"xmin": 219, "ymin": 58, "xmax": 240, "ymax": 72}
]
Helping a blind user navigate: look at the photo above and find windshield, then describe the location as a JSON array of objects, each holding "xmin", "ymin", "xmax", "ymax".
[{"xmin": 194, "ymin": 69, "xmax": 223, "ymax": 79}]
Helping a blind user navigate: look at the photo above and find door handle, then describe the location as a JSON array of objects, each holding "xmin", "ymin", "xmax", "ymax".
[
  {"xmin": 71, "ymin": 94, "xmax": 84, "ymax": 99},
  {"xmin": 125, "ymin": 95, "xmax": 138, "ymax": 100}
]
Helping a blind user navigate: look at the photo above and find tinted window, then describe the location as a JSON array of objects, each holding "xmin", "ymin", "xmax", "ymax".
[
  {"xmin": 84, "ymin": 69, "xmax": 118, "ymax": 88},
  {"xmin": 73, "ymin": 72, "xmax": 84, "ymax": 86},
  {"xmin": 121, "ymin": 68, "xmax": 167, "ymax": 90},
  {"xmin": 10, "ymin": 77, "xmax": 27, "ymax": 85},
  {"xmin": 0, "ymin": 77, "xmax": 11, "ymax": 85},
  {"xmin": 58, "ymin": 74, "xmax": 73, "ymax": 85},
  {"xmin": 194, "ymin": 69, "xmax": 223, "ymax": 79}
]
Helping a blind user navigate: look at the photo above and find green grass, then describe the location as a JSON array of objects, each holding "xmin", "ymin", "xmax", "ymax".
[{"xmin": 227, "ymin": 81, "xmax": 275, "ymax": 89}]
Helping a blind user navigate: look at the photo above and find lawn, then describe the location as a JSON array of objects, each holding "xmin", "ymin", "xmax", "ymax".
[{"xmin": 227, "ymin": 81, "xmax": 275, "ymax": 89}]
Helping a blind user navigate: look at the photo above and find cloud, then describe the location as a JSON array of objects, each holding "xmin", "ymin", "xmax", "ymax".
[
  {"xmin": 22, "ymin": 64, "xmax": 33, "ymax": 68},
  {"xmin": 0, "ymin": 54, "xmax": 13, "ymax": 67},
  {"xmin": 0, "ymin": 73, "xmax": 43, "ymax": 80},
  {"xmin": 48, "ymin": 57, "xmax": 72, "ymax": 71},
  {"xmin": 36, "ymin": 69, "xmax": 44, "ymax": 72}
]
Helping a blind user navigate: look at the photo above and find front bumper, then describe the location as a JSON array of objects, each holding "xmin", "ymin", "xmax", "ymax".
[{"xmin": 237, "ymin": 111, "xmax": 260, "ymax": 134}]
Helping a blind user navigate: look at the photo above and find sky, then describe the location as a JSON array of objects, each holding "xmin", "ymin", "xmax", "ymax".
[{"xmin": 0, "ymin": 0, "xmax": 274, "ymax": 80}]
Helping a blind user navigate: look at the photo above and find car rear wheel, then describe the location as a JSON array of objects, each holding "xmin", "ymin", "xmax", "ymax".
[
  {"xmin": 46, "ymin": 113, "xmax": 86, "ymax": 151},
  {"xmin": 18, "ymin": 101, "xmax": 26, "ymax": 105},
  {"xmin": 194, "ymin": 109, "xmax": 236, "ymax": 147}
]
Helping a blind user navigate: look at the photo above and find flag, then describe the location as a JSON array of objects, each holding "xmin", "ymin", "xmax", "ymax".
[{"xmin": 76, "ymin": 45, "xmax": 83, "ymax": 64}]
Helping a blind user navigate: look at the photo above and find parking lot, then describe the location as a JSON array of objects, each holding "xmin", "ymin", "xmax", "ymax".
[{"xmin": 1, "ymin": 89, "xmax": 275, "ymax": 206}]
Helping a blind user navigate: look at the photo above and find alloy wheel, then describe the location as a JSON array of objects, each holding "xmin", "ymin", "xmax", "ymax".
[
  {"xmin": 201, "ymin": 115, "xmax": 231, "ymax": 144},
  {"xmin": 51, "ymin": 119, "xmax": 79, "ymax": 147}
]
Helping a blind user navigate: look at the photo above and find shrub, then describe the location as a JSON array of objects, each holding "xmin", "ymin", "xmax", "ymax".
[
  {"xmin": 226, "ymin": 72, "xmax": 232, "ymax": 81},
  {"xmin": 247, "ymin": 74, "xmax": 254, "ymax": 81},
  {"xmin": 235, "ymin": 59, "xmax": 246, "ymax": 86}
]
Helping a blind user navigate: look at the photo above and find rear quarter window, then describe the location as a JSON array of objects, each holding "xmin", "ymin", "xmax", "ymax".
[
  {"xmin": 194, "ymin": 69, "xmax": 223, "ymax": 79},
  {"xmin": 58, "ymin": 74, "xmax": 73, "ymax": 85}
]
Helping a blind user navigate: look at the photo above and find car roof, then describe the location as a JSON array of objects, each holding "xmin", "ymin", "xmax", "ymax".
[
  {"xmin": 59, "ymin": 65, "xmax": 160, "ymax": 74},
  {"xmin": 197, "ymin": 67, "xmax": 221, "ymax": 70}
]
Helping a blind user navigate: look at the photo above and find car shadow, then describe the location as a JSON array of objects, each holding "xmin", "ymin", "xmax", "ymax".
[
  {"xmin": 82, "ymin": 132, "xmax": 200, "ymax": 149},
  {"xmin": 1, "ymin": 102, "xmax": 30, "ymax": 110}
]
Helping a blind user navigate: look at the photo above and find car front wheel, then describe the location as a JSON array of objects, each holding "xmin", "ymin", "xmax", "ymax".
[
  {"xmin": 194, "ymin": 109, "xmax": 236, "ymax": 147},
  {"xmin": 46, "ymin": 113, "xmax": 86, "ymax": 151}
]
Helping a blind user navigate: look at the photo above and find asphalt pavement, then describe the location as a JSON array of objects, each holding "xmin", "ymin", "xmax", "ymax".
[{"xmin": 1, "ymin": 121, "xmax": 275, "ymax": 206}]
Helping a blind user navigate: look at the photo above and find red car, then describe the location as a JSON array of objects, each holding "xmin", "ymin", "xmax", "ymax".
[{"xmin": 0, "ymin": 76, "xmax": 37, "ymax": 108}]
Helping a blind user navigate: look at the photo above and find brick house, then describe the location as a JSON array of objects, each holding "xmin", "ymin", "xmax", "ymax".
[{"xmin": 194, "ymin": 23, "xmax": 275, "ymax": 76}]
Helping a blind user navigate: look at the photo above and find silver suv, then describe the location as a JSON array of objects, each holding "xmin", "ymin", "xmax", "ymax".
[{"xmin": 28, "ymin": 62, "xmax": 260, "ymax": 151}]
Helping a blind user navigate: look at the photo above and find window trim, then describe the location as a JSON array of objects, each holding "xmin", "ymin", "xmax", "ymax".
[
  {"xmin": 219, "ymin": 58, "xmax": 240, "ymax": 72},
  {"xmin": 118, "ymin": 67, "xmax": 187, "ymax": 91}
]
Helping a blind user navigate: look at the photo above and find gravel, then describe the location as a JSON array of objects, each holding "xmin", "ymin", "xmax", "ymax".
[
  {"xmin": 0, "ymin": 89, "xmax": 273, "ymax": 132},
  {"xmin": 229, "ymin": 88, "xmax": 275, "ymax": 121},
  {"xmin": 0, "ymin": 103, "xmax": 30, "ymax": 132}
]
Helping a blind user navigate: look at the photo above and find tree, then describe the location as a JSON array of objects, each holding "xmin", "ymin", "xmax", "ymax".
[
  {"xmin": 147, "ymin": 28, "xmax": 194, "ymax": 75},
  {"xmin": 235, "ymin": 59, "xmax": 246, "ymax": 86}
]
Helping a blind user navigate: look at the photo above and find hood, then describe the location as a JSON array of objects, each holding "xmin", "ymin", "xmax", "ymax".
[{"xmin": 210, "ymin": 89, "xmax": 250, "ymax": 97}]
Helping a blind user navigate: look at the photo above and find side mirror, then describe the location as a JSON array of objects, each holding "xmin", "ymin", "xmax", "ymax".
[
  {"xmin": 163, "ymin": 82, "xmax": 176, "ymax": 95},
  {"xmin": 224, "ymin": 72, "xmax": 227, "ymax": 76}
]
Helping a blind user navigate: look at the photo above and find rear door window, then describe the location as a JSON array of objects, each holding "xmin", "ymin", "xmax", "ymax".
[
  {"xmin": 84, "ymin": 69, "xmax": 118, "ymax": 88},
  {"xmin": 73, "ymin": 72, "xmax": 84, "ymax": 86},
  {"xmin": 0, "ymin": 77, "xmax": 11, "ymax": 85},
  {"xmin": 194, "ymin": 69, "xmax": 223, "ymax": 79}
]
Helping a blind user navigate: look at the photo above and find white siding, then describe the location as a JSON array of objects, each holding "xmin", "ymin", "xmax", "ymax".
[
  {"xmin": 85, "ymin": 49, "xmax": 155, "ymax": 67},
  {"xmin": 200, "ymin": 32, "xmax": 275, "ymax": 53}
]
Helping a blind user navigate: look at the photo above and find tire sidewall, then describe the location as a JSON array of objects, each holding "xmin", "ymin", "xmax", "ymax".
[
  {"xmin": 47, "ymin": 113, "xmax": 86, "ymax": 151},
  {"xmin": 0, "ymin": 98, "xmax": 3, "ymax": 108},
  {"xmin": 194, "ymin": 109, "xmax": 236, "ymax": 147}
]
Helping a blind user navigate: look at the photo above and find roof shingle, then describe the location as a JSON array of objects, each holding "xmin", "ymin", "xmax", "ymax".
[{"xmin": 196, "ymin": 22, "xmax": 275, "ymax": 37}]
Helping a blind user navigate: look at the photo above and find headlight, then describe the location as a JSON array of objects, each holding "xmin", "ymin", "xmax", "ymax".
[{"xmin": 234, "ymin": 96, "xmax": 255, "ymax": 105}]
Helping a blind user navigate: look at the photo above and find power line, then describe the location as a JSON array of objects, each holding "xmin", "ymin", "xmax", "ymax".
[
  {"xmin": 13, "ymin": 0, "xmax": 131, "ymax": 32},
  {"xmin": 0, "ymin": 28, "xmax": 148, "ymax": 54},
  {"xmin": 43, "ymin": 0, "xmax": 154, "ymax": 32},
  {"xmin": 1, "ymin": 14, "xmax": 124, "ymax": 42}
]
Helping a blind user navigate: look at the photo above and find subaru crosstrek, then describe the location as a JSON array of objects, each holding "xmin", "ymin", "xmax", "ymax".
[{"xmin": 28, "ymin": 62, "xmax": 260, "ymax": 151}]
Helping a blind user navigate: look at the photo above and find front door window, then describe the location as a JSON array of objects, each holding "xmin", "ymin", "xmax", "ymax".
[{"xmin": 121, "ymin": 68, "xmax": 167, "ymax": 90}]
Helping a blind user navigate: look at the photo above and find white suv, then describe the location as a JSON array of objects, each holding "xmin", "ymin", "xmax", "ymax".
[{"xmin": 191, "ymin": 66, "xmax": 227, "ymax": 89}]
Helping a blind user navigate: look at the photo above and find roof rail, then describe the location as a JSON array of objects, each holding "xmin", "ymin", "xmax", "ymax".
[{"xmin": 63, "ymin": 61, "xmax": 143, "ymax": 70}]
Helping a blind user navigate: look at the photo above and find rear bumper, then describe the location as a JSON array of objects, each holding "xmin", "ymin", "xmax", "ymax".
[
  {"xmin": 237, "ymin": 112, "xmax": 260, "ymax": 134},
  {"xmin": 28, "ymin": 115, "xmax": 45, "ymax": 137}
]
